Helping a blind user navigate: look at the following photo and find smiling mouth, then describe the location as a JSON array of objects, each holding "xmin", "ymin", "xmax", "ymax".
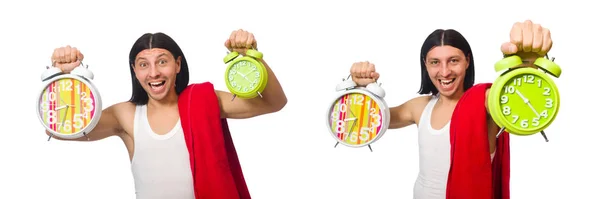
[
  {"xmin": 149, "ymin": 81, "xmax": 166, "ymax": 89},
  {"xmin": 439, "ymin": 78, "xmax": 456, "ymax": 86}
]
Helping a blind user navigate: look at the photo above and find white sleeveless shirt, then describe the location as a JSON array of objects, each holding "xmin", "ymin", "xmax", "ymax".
[
  {"xmin": 130, "ymin": 105, "xmax": 195, "ymax": 199},
  {"xmin": 412, "ymin": 96, "xmax": 496, "ymax": 199},
  {"xmin": 413, "ymin": 96, "xmax": 451, "ymax": 199}
]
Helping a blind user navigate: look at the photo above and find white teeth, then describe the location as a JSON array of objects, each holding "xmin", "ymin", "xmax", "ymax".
[{"xmin": 439, "ymin": 79, "xmax": 455, "ymax": 86}]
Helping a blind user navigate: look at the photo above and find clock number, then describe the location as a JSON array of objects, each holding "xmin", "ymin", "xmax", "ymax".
[
  {"xmin": 359, "ymin": 127, "xmax": 370, "ymax": 141},
  {"xmin": 41, "ymin": 101, "xmax": 50, "ymax": 112},
  {"xmin": 228, "ymin": 74, "xmax": 234, "ymax": 81},
  {"xmin": 251, "ymin": 65, "xmax": 257, "ymax": 71},
  {"xmin": 336, "ymin": 120, "xmax": 345, "ymax": 134},
  {"xmin": 49, "ymin": 91, "xmax": 56, "ymax": 102},
  {"xmin": 59, "ymin": 80, "xmax": 73, "ymax": 92},
  {"xmin": 80, "ymin": 92, "xmax": 87, "ymax": 100},
  {"xmin": 520, "ymin": 119, "xmax": 529, "ymax": 128},
  {"xmin": 73, "ymin": 113, "xmax": 84, "ymax": 129},
  {"xmin": 255, "ymin": 72, "xmax": 260, "ymax": 78},
  {"xmin": 537, "ymin": 79, "xmax": 542, "ymax": 87},
  {"xmin": 545, "ymin": 98, "xmax": 553, "ymax": 108},
  {"xmin": 523, "ymin": 75, "xmax": 534, "ymax": 84},
  {"xmin": 60, "ymin": 120, "xmax": 72, "ymax": 132},
  {"xmin": 532, "ymin": 117, "xmax": 540, "ymax": 127},
  {"xmin": 504, "ymin": 86, "xmax": 515, "ymax": 94},
  {"xmin": 500, "ymin": 95, "xmax": 509, "ymax": 104},
  {"xmin": 502, "ymin": 106, "xmax": 511, "ymax": 115},
  {"xmin": 540, "ymin": 110, "xmax": 548, "ymax": 118},
  {"xmin": 511, "ymin": 115, "xmax": 519, "ymax": 123},
  {"xmin": 349, "ymin": 128, "xmax": 370, "ymax": 143},
  {"xmin": 543, "ymin": 87, "xmax": 550, "ymax": 96},
  {"xmin": 352, "ymin": 95, "xmax": 364, "ymax": 105},
  {"xmin": 513, "ymin": 78, "xmax": 521, "ymax": 86},
  {"xmin": 338, "ymin": 103, "xmax": 347, "ymax": 113},
  {"xmin": 371, "ymin": 114, "xmax": 381, "ymax": 129},
  {"xmin": 83, "ymin": 97, "xmax": 94, "ymax": 112},
  {"xmin": 46, "ymin": 110, "xmax": 57, "ymax": 125}
]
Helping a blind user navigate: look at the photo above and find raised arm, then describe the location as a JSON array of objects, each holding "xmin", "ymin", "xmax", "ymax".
[
  {"xmin": 216, "ymin": 29, "xmax": 287, "ymax": 119},
  {"xmin": 45, "ymin": 46, "xmax": 125, "ymax": 141}
]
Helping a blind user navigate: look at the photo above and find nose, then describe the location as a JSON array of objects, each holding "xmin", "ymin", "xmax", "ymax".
[
  {"xmin": 440, "ymin": 63, "xmax": 451, "ymax": 77},
  {"xmin": 148, "ymin": 64, "xmax": 161, "ymax": 78}
]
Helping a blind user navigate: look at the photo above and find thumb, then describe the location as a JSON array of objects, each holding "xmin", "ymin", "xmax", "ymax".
[
  {"xmin": 500, "ymin": 42, "xmax": 518, "ymax": 55},
  {"xmin": 371, "ymin": 72, "xmax": 380, "ymax": 81}
]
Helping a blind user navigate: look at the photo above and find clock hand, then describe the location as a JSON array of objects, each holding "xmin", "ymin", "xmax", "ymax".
[
  {"xmin": 515, "ymin": 89, "xmax": 541, "ymax": 117},
  {"xmin": 58, "ymin": 106, "xmax": 70, "ymax": 131},
  {"xmin": 344, "ymin": 118, "xmax": 356, "ymax": 121}
]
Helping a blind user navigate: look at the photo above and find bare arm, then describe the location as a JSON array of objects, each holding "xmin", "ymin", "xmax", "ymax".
[
  {"xmin": 46, "ymin": 103, "xmax": 125, "ymax": 142},
  {"xmin": 389, "ymin": 96, "xmax": 431, "ymax": 129},
  {"xmin": 217, "ymin": 58, "xmax": 287, "ymax": 119}
]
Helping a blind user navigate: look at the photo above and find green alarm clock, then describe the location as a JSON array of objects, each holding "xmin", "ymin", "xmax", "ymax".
[
  {"xmin": 223, "ymin": 49, "xmax": 268, "ymax": 100},
  {"xmin": 487, "ymin": 55, "xmax": 562, "ymax": 142}
]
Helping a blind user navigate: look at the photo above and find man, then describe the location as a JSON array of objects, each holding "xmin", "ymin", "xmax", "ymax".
[
  {"xmin": 349, "ymin": 20, "xmax": 554, "ymax": 199},
  {"xmin": 46, "ymin": 29, "xmax": 287, "ymax": 199}
]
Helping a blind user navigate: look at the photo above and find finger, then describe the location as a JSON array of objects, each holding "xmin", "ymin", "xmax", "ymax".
[
  {"xmin": 58, "ymin": 48, "xmax": 66, "ymax": 63},
  {"xmin": 510, "ymin": 22, "xmax": 523, "ymax": 51},
  {"xmin": 227, "ymin": 31, "xmax": 236, "ymax": 50},
  {"xmin": 78, "ymin": 50, "xmax": 84, "ymax": 61},
  {"xmin": 522, "ymin": 20, "xmax": 533, "ymax": 52},
  {"xmin": 367, "ymin": 63, "xmax": 376, "ymax": 78},
  {"xmin": 531, "ymin": 24, "xmax": 544, "ymax": 53},
  {"xmin": 371, "ymin": 72, "xmax": 380, "ymax": 80},
  {"xmin": 235, "ymin": 30, "xmax": 246, "ymax": 49},
  {"xmin": 69, "ymin": 47, "xmax": 78, "ymax": 63},
  {"xmin": 360, "ymin": 62, "xmax": 369, "ymax": 78},
  {"xmin": 500, "ymin": 42, "xmax": 518, "ymax": 55},
  {"xmin": 540, "ymin": 28, "xmax": 552, "ymax": 56},
  {"xmin": 51, "ymin": 48, "xmax": 59, "ymax": 64},
  {"xmin": 245, "ymin": 33, "xmax": 254, "ymax": 49},
  {"xmin": 64, "ymin": 45, "xmax": 72, "ymax": 62}
]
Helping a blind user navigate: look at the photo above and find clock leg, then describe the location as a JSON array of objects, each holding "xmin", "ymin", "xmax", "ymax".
[
  {"xmin": 540, "ymin": 130, "xmax": 549, "ymax": 142},
  {"xmin": 231, "ymin": 95, "xmax": 237, "ymax": 101},
  {"xmin": 47, "ymin": 134, "xmax": 53, "ymax": 141},
  {"xmin": 334, "ymin": 142, "xmax": 339, "ymax": 148},
  {"xmin": 84, "ymin": 132, "xmax": 90, "ymax": 141},
  {"xmin": 257, "ymin": 92, "xmax": 263, "ymax": 98},
  {"xmin": 368, "ymin": 144, "xmax": 373, "ymax": 152},
  {"xmin": 496, "ymin": 127, "xmax": 506, "ymax": 138}
]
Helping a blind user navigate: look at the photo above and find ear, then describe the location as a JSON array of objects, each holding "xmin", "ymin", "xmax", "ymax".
[{"xmin": 176, "ymin": 56, "xmax": 182, "ymax": 73}]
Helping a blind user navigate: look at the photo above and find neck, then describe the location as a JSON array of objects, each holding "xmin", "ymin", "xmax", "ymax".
[
  {"xmin": 147, "ymin": 90, "xmax": 178, "ymax": 109},
  {"xmin": 437, "ymin": 89, "xmax": 464, "ymax": 106}
]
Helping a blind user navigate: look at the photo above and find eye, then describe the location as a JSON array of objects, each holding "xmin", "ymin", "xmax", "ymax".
[
  {"xmin": 451, "ymin": 59, "xmax": 459, "ymax": 63},
  {"xmin": 159, "ymin": 59, "xmax": 167, "ymax": 65},
  {"xmin": 430, "ymin": 60, "xmax": 439, "ymax": 65},
  {"xmin": 139, "ymin": 62, "xmax": 148, "ymax": 68}
]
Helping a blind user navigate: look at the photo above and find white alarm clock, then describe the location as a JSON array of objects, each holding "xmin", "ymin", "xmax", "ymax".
[
  {"xmin": 325, "ymin": 75, "xmax": 391, "ymax": 152},
  {"xmin": 36, "ymin": 63, "xmax": 102, "ymax": 140}
]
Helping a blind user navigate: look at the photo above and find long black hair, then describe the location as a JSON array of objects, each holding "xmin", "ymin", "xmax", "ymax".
[
  {"xmin": 127, "ymin": 32, "xmax": 190, "ymax": 105},
  {"xmin": 417, "ymin": 29, "xmax": 475, "ymax": 95}
]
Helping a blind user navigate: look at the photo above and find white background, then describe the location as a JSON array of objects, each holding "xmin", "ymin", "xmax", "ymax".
[{"xmin": 0, "ymin": 0, "xmax": 598, "ymax": 198}]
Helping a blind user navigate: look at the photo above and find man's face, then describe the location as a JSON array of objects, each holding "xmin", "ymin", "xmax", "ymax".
[
  {"xmin": 424, "ymin": 45, "xmax": 469, "ymax": 98},
  {"xmin": 132, "ymin": 48, "xmax": 181, "ymax": 102}
]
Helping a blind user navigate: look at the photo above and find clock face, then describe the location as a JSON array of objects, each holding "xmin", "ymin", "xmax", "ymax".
[
  {"xmin": 38, "ymin": 77, "xmax": 98, "ymax": 135},
  {"xmin": 226, "ymin": 60, "xmax": 262, "ymax": 94},
  {"xmin": 328, "ymin": 93, "xmax": 384, "ymax": 146},
  {"xmin": 495, "ymin": 72, "xmax": 559, "ymax": 134}
]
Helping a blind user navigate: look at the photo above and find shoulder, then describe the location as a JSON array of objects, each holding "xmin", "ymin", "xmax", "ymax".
[
  {"xmin": 408, "ymin": 95, "xmax": 433, "ymax": 109},
  {"xmin": 109, "ymin": 102, "xmax": 137, "ymax": 127}
]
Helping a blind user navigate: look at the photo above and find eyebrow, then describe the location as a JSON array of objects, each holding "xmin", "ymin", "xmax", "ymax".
[{"xmin": 135, "ymin": 53, "xmax": 169, "ymax": 62}]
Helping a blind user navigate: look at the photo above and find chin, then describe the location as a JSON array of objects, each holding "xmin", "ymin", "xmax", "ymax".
[{"xmin": 435, "ymin": 78, "xmax": 463, "ymax": 98}]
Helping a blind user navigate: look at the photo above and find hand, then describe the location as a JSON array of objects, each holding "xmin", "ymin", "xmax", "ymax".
[
  {"xmin": 350, "ymin": 61, "xmax": 380, "ymax": 87},
  {"xmin": 225, "ymin": 29, "xmax": 258, "ymax": 55},
  {"xmin": 501, "ymin": 20, "xmax": 552, "ymax": 63},
  {"xmin": 51, "ymin": 45, "xmax": 84, "ymax": 74}
]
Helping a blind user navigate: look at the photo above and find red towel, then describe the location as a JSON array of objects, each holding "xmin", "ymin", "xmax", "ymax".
[
  {"xmin": 178, "ymin": 82, "xmax": 251, "ymax": 199},
  {"xmin": 446, "ymin": 83, "xmax": 511, "ymax": 199}
]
